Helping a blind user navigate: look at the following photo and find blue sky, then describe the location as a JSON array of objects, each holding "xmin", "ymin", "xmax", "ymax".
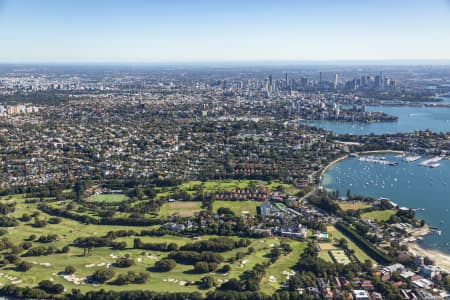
[{"xmin": 1, "ymin": 0, "xmax": 450, "ymax": 63}]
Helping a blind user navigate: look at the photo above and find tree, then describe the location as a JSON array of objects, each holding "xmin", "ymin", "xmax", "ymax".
[
  {"xmin": 153, "ymin": 259, "xmax": 176, "ymax": 272},
  {"xmin": 221, "ymin": 264, "xmax": 231, "ymax": 273},
  {"xmin": 194, "ymin": 261, "xmax": 210, "ymax": 273},
  {"xmin": 92, "ymin": 269, "xmax": 115, "ymax": 283},
  {"xmin": 38, "ymin": 280, "xmax": 64, "ymax": 294},
  {"xmin": 65, "ymin": 265, "xmax": 76, "ymax": 274},
  {"xmin": 200, "ymin": 276, "xmax": 216, "ymax": 289},
  {"xmin": 16, "ymin": 261, "xmax": 33, "ymax": 272},
  {"xmin": 338, "ymin": 238, "xmax": 348, "ymax": 249},
  {"xmin": 115, "ymin": 257, "xmax": 134, "ymax": 268}
]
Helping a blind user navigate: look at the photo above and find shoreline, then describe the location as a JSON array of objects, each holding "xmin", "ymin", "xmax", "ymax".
[
  {"xmin": 357, "ymin": 150, "xmax": 404, "ymax": 155},
  {"xmin": 319, "ymin": 155, "xmax": 349, "ymax": 182},
  {"xmin": 320, "ymin": 150, "xmax": 450, "ymax": 269},
  {"xmin": 408, "ymin": 241, "xmax": 450, "ymax": 272},
  {"xmin": 319, "ymin": 149, "xmax": 404, "ymax": 182}
]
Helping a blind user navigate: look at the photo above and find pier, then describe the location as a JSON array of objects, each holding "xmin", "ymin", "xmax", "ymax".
[
  {"xmin": 358, "ymin": 156, "xmax": 398, "ymax": 166},
  {"xmin": 419, "ymin": 156, "xmax": 443, "ymax": 168}
]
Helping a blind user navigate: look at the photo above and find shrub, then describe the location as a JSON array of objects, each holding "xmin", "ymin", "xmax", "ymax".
[
  {"xmin": 194, "ymin": 261, "xmax": 218, "ymax": 273},
  {"xmin": 5, "ymin": 254, "xmax": 19, "ymax": 264},
  {"xmin": 37, "ymin": 234, "xmax": 58, "ymax": 243},
  {"xmin": 111, "ymin": 241, "xmax": 127, "ymax": 250},
  {"xmin": 48, "ymin": 217, "xmax": 62, "ymax": 224},
  {"xmin": 153, "ymin": 259, "xmax": 176, "ymax": 272},
  {"xmin": 199, "ymin": 276, "xmax": 216, "ymax": 289},
  {"xmin": 65, "ymin": 265, "xmax": 76, "ymax": 274},
  {"xmin": 16, "ymin": 261, "xmax": 33, "ymax": 272},
  {"xmin": 21, "ymin": 241, "xmax": 33, "ymax": 250},
  {"xmin": 38, "ymin": 280, "xmax": 64, "ymax": 294},
  {"xmin": 114, "ymin": 271, "xmax": 149, "ymax": 285},
  {"xmin": 194, "ymin": 262, "xmax": 210, "ymax": 273},
  {"xmin": 92, "ymin": 268, "xmax": 115, "ymax": 283},
  {"xmin": 221, "ymin": 264, "xmax": 231, "ymax": 273},
  {"xmin": 115, "ymin": 257, "xmax": 134, "ymax": 268},
  {"xmin": 0, "ymin": 216, "xmax": 18, "ymax": 227},
  {"xmin": 32, "ymin": 217, "xmax": 47, "ymax": 228}
]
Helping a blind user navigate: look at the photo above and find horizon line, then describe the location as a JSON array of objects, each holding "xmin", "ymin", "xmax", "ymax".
[{"xmin": 1, "ymin": 58, "xmax": 450, "ymax": 67}]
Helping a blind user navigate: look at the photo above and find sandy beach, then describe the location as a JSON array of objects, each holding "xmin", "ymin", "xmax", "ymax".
[
  {"xmin": 408, "ymin": 242, "xmax": 450, "ymax": 272},
  {"xmin": 320, "ymin": 155, "xmax": 349, "ymax": 181},
  {"xmin": 319, "ymin": 149, "xmax": 404, "ymax": 182},
  {"xmin": 357, "ymin": 150, "xmax": 405, "ymax": 155}
]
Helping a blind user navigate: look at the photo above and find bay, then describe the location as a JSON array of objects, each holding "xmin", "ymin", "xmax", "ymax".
[
  {"xmin": 321, "ymin": 153, "xmax": 450, "ymax": 254},
  {"xmin": 301, "ymin": 105, "xmax": 450, "ymax": 134}
]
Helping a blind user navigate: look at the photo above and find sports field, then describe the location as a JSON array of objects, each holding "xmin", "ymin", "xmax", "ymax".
[
  {"xmin": 361, "ymin": 210, "xmax": 396, "ymax": 222},
  {"xmin": 212, "ymin": 200, "xmax": 259, "ymax": 216},
  {"xmin": 159, "ymin": 201, "xmax": 203, "ymax": 217}
]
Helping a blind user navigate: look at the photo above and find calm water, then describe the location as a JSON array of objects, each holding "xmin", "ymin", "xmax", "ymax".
[
  {"xmin": 322, "ymin": 154, "xmax": 450, "ymax": 254},
  {"xmin": 302, "ymin": 105, "xmax": 450, "ymax": 134}
]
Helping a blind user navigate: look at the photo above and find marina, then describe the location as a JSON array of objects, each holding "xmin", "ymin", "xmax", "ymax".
[
  {"xmin": 404, "ymin": 155, "xmax": 422, "ymax": 163},
  {"xmin": 322, "ymin": 153, "xmax": 450, "ymax": 254},
  {"xmin": 419, "ymin": 156, "xmax": 443, "ymax": 168},
  {"xmin": 358, "ymin": 156, "xmax": 398, "ymax": 166}
]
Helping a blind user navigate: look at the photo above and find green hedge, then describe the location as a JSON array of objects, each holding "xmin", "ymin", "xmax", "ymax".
[{"xmin": 336, "ymin": 222, "xmax": 393, "ymax": 265}]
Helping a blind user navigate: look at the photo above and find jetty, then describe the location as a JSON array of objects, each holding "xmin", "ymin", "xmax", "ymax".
[
  {"xmin": 358, "ymin": 156, "xmax": 398, "ymax": 166},
  {"xmin": 403, "ymin": 155, "xmax": 421, "ymax": 163},
  {"xmin": 419, "ymin": 156, "xmax": 443, "ymax": 168}
]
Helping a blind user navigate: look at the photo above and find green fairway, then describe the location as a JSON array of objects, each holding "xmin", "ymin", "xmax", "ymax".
[
  {"xmin": 361, "ymin": 210, "xmax": 396, "ymax": 222},
  {"xmin": 90, "ymin": 194, "xmax": 129, "ymax": 203},
  {"xmin": 212, "ymin": 200, "xmax": 259, "ymax": 216},
  {"xmin": 260, "ymin": 240, "xmax": 307, "ymax": 295},
  {"xmin": 0, "ymin": 194, "xmax": 292, "ymax": 295},
  {"xmin": 178, "ymin": 180, "xmax": 298, "ymax": 194}
]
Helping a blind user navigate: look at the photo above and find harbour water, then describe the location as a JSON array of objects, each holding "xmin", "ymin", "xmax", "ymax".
[
  {"xmin": 302, "ymin": 105, "xmax": 450, "ymax": 135},
  {"xmin": 322, "ymin": 153, "xmax": 450, "ymax": 254}
]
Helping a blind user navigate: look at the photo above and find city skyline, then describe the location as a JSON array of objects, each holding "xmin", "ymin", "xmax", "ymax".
[{"xmin": 1, "ymin": 0, "xmax": 450, "ymax": 63}]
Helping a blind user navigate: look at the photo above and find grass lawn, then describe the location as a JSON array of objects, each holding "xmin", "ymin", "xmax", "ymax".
[
  {"xmin": 361, "ymin": 210, "xmax": 396, "ymax": 222},
  {"xmin": 338, "ymin": 202, "xmax": 372, "ymax": 211},
  {"xmin": 0, "ymin": 190, "xmax": 309, "ymax": 296},
  {"xmin": 212, "ymin": 200, "xmax": 259, "ymax": 216},
  {"xmin": 179, "ymin": 180, "xmax": 298, "ymax": 195},
  {"xmin": 90, "ymin": 194, "xmax": 129, "ymax": 203},
  {"xmin": 0, "ymin": 195, "xmax": 286, "ymax": 295},
  {"xmin": 318, "ymin": 242, "xmax": 337, "ymax": 251},
  {"xmin": 327, "ymin": 226, "xmax": 375, "ymax": 264},
  {"xmin": 260, "ymin": 240, "xmax": 307, "ymax": 295},
  {"xmin": 158, "ymin": 201, "xmax": 203, "ymax": 217},
  {"xmin": 330, "ymin": 250, "xmax": 351, "ymax": 265},
  {"xmin": 318, "ymin": 251, "xmax": 334, "ymax": 263}
]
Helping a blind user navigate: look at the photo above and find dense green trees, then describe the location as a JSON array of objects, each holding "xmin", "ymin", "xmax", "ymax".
[
  {"xmin": 153, "ymin": 258, "xmax": 177, "ymax": 272},
  {"xmin": 114, "ymin": 257, "xmax": 134, "ymax": 268},
  {"xmin": 91, "ymin": 268, "xmax": 115, "ymax": 283},
  {"xmin": 181, "ymin": 237, "xmax": 251, "ymax": 252},
  {"xmin": 194, "ymin": 261, "xmax": 218, "ymax": 273},
  {"xmin": 336, "ymin": 222, "xmax": 393, "ymax": 264},
  {"xmin": 113, "ymin": 271, "xmax": 149, "ymax": 285},
  {"xmin": 168, "ymin": 251, "xmax": 224, "ymax": 264},
  {"xmin": 133, "ymin": 238, "xmax": 178, "ymax": 251},
  {"xmin": 16, "ymin": 261, "xmax": 33, "ymax": 272},
  {"xmin": 38, "ymin": 280, "xmax": 64, "ymax": 294}
]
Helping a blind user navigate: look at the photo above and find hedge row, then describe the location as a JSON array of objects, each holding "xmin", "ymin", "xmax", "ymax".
[{"xmin": 335, "ymin": 222, "xmax": 393, "ymax": 264}]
